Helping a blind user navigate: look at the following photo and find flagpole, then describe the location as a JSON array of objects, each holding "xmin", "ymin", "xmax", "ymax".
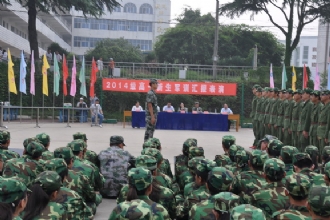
[
  {"xmin": 53, "ymin": 56, "xmax": 55, "ymax": 123},
  {"xmin": 31, "ymin": 95, "xmax": 34, "ymax": 122},
  {"xmin": 8, "ymin": 89, "xmax": 10, "ymax": 123},
  {"xmin": 42, "ymin": 94, "xmax": 44, "ymax": 120},
  {"xmin": 20, "ymin": 92, "xmax": 22, "ymax": 123}
]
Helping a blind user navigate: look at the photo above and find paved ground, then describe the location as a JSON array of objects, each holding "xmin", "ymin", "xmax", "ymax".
[{"xmin": 2, "ymin": 121, "xmax": 254, "ymax": 220}]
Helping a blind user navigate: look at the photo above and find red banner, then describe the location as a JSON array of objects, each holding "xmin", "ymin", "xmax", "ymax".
[{"xmin": 102, "ymin": 79, "xmax": 237, "ymax": 96}]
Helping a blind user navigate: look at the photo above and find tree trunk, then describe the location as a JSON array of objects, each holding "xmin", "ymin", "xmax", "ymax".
[
  {"xmin": 284, "ymin": 44, "xmax": 293, "ymax": 67},
  {"xmin": 27, "ymin": 0, "xmax": 39, "ymax": 59},
  {"xmin": 284, "ymin": 0, "xmax": 295, "ymax": 67}
]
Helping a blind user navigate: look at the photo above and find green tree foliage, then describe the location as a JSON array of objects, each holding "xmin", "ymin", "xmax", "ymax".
[
  {"xmin": 219, "ymin": 0, "xmax": 330, "ymax": 67},
  {"xmin": 85, "ymin": 38, "xmax": 144, "ymax": 63},
  {"xmin": 0, "ymin": 0, "xmax": 120, "ymax": 59},
  {"xmin": 47, "ymin": 43, "xmax": 68, "ymax": 56},
  {"xmin": 154, "ymin": 8, "xmax": 284, "ymax": 66}
]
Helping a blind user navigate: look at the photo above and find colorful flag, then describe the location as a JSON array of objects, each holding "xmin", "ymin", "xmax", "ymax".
[
  {"xmin": 270, "ymin": 63, "xmax": 274, "ymax": 88},
  {"xmin": 90, "ymin": 57, "xmax": 98, "ymax": 97},
  {"xmin": 7, "ymin": 49, "xmax": 17, "ymax": 94},
  {"xmin": 42, "ymin": 54, "xmax": 50, "ymax": 96},
  {"xmin": 328, "ymin": 63, "xmax": 330, "ymax": 90},
  {"xmin": 281, "ymin": 63, "xmax": 287, "ymax": 89},
  {"xmin": 314, "ymin": 64, "xmax": 320, "ymax": 90},
  {"xmin": 30, "ymin": 50, "xmax": 35, "ymax": 95},
  {"xmin": 19, "ymin": 51, "xmax": 27, "ymax": 94},
  {"xmin": 303, "ymin": 64, "xmax": 308, "ymax": 89},
  {"xmin": 292, "ymin": 66, "xmax": 297, "ymax": 91},
  {"xmin": 79, "ymin": 56, "xmax": 87, "ymax": 97},
  {"xmin": 63, "ymin": 54, "xmax": 68, "ymax": 96},
  {"xmin": 53, "ymin": 52, "xmax": 60, "ymax": 96},
  {"xmin": 70, "ymin": 56, "xmax": 77, "ymax": 97}
]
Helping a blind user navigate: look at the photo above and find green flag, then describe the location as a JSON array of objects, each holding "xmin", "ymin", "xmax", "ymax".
[
  {"xmin": 79, "ymin": 56, "xmax": 87, "ymax": 97},
  {"xmin": 53, "ymin": 53, "xmax": 60, "ymax": 96},
  {"xmin": 281, "ymin": 62, "xmax": 287, "ymax": 89}
]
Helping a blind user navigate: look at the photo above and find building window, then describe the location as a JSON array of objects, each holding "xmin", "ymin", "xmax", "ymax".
[
  {"xmin": 140, "ymin": 4, "xmax": 153, "ymax": 14},
  {"xmin": 312, "ymin": 55, "xmax": 317, "ymax": 59},
  {"xmin": 313, "ymin": 47, "xmax": 317, "ymax": 52},
  {"xmin": 124, "ymin": 3, "xmax": 137, "ymax": 13},
  {"xmin": 303, "ymin": 46, "xmax": 309, "ymax": 60},
  {"xmin": 312, "ymin": 63, "xmax": 317, "ymax": 67},
  {"xmin": 113, "ymin": 6, "xmax": 121, "ymax": 12},
  {"xmin": 11, "ymin": 26, "xmax": 15, "ymax": 33}
]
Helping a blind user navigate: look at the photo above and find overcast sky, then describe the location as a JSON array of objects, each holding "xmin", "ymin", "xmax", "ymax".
[{"xmin": 170, "ymin": 1, "xmax": 319, "ymax": 40}]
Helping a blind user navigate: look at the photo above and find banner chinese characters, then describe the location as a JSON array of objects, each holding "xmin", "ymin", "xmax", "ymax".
[{"xmin": 102, "ymin": 79, "xmax": 237, "ymax": 96}]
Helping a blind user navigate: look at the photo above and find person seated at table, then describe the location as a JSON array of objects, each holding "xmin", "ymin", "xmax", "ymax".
[
  {"xmin": 90, "ymin": 99, "xmax": 104, "ymax": 127},
  {"xmin": 192, "ymin": 102, "xmax": 203, "ymax": 113},
  {"xmin": 178, "ymin": 102, "xmax": 188, "ymax": 112},
  {"xmin": 75, "ymin": 98, "xmax": 88, "ymax": 121},
  {"xmin": 163, "ymin": 102, "xmax": 175, "ymax": 112},
  {"xmin": 132, "ymin": 101, "xmax": 143, "ymax": 111},
  {"xmin": 221, "ymin": 103, "xmax": 233, "ymax": 131}
]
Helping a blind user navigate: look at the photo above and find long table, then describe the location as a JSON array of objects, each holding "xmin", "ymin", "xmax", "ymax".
[
  {"xmin": 59, "ymin": 108, "xmax": 89, "ymax": 123},
  {"xmin": 130, "ymin": 111, "xmax": 229, "ymax": 131}
]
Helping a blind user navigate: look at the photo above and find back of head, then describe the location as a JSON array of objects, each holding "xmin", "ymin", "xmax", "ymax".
[
  {"xmin": 73, "ymin": 132, "xmax": 87, "ymax": 141},
  {"xmin": 308, "ymin": 186, "xmax": 330, "ymax": 218},
  {"xmin": 188, "ymin": 146, "xmax": 205, "ymax": 160},
  {"xmin": 263, "ymin": 158, "xmax": 285, "ymax": 182},
  {"xmin": 267, "ymin": 139, "xmax": 284, "ymax": 158},
  {"xmin": 26, "ymin": 141, "xmax": 45, "ymax": 159},
  {"xmin": 54, "ymin": 147, "xmax": 74, "ymax": 161},
  {"xmin": 285, "ymin": 173, "xmax": 311, "ymax": 200},
  {"xmin": 292, "ymin": 153, "xmax": 313, "ymax": 169},
  {"xmin": 182, "ymin": 138, "xmax": 197, "ymax": 156},
  {"xmin": 207, "ymin": 167, "xmax": 233, "ymax": 194},
  {"xmin": 234, "ymin": 150, "xmax": 250, "ymax": 168},
  {"xmin": 222, "ymin": 135, "xmax": 236, "ymax": 150},
  {"xmin": 305, "ymin": 145, "xmax": 319, "ymax": 169},
  {"xmin": 135, "ymin": 155, "xmax": 157, "ymax": 171},
  {"xmin": 228, "ymin": 145, "xmax": 244, "ymax": 162},
  {"xmin": 116, "ymin": 200, "xmax": 152, "ymax": 220},
  {"xmin": 0, "ymin": 130, "xmax": 10, "ymax": 145},
  {"xmin": 36, "ymin": 133, "xmax": 50, "ymax": 147},
  {"xmin": 195, "ymin": 159, "xmax": 217, "ymax": 182},
  {"xmin": 23, "ymin": 137, "xmax": 40, "ymax": 149},
  {"xmin": 230, "ymin": 204, "xmax": 266, "ymax": 220},
  {"xmin": 44, "ymin": 158, "xmax": 68, "ymax": 181},
  {"xmin": 250, "ymin": 150, "xmax": 269, "ymax": 170},
  {"xmin": 110, "ymin": 135, "xmax": 125, "ymax": 146},
  {"xmin": 322, "ymin": 146, "xmax": 330, "ymax": 162},
  {"xmin": 84, "ymin": 150, "xmax": 99, "ymax": 167},
  {"xmin": 141, "ymin": 148, "xmax": 163, "ymax": 164},
  {"xmin": 214, "ymin": 192, "xmax": 240, "ymax": 217},
  {"xmin": 67, "ymin": 140, "xmax": 84, "ymax": 154},
  {"xmin": 280, "ymin": 146, "xmax": 299, "ymax": 164},
  {"xmin": 148, "ymin": 138, "xmax": 161, "ymax": 149},
  {"xmin": 325, "ymin": 162, "xmax": 330, "ymax": 180}
]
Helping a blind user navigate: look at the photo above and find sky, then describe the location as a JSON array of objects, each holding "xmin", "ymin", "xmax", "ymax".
[{"xmin": 170, "ymin": 0, "xmax": 320, "ymax": 40}]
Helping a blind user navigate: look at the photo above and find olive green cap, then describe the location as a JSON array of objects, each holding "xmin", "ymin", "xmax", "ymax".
[
  {"xmin": 228, "ymin": 145, "xmax": 244, "ymax": 158},
  {"xmin": 0, "ymin": 130, "xmax": 10, "ymax": 142},
  {"xmin": 0, "ymin": 178, "xmax": 29, "ymax": 203},
  {"xmin": 54, "ymin": 147, "xmax": 74, "ymax": 160},
  {"xmin": 195, "ymin": 159, "xmax": 217, "ymax": 173},
  {"xmin": 293, "ymin": 89, "xmax": 303, "ymax": 95},
  {"xmin": 230, "ymin": 204, "xmax": 266, "ymax": 220},
  {"xmin": 235, "ymin": 150, "xmax": 250, "ymax": 167},
  {"xmin": 214, "ymin": 192, "xmax": 240, "ymax": 213},
  {"xmin": 280, "ymin": 146, "xmax": 299, "ymax": 162},
  {"xmin": 222, "ymin": 135, "xmax": 236, "ymax": 149},
  {"xmin": 263, "ymin": 158, "xmax": 285, "ymax": 181},
  {"xmin": 73, "ymin": 132, "xmax": 88, "ymax": 141},
  {"xmin": 44, "ymin": 158, "xmax": 68, "ymax": 175},
  {"xmin": 207, "ymin": 167, "xmax": 233, "ymax": 191},
  {"xmin": 26, "ymin": 141, "xmax": 45, "ymax": 156},
  {"xmin": 36, "ymin": 133, "xmax": 50, "ymax": 146},
  {"xmin": 250, "ymin": 150, "xmax": 269, "ymax": 167},
  {"xmin": 128, "ymin": 167, "xmax": 153, "ymax": 191},
  {"xmin": 136, "ymin": 155, "xmax": 157, "ymax": 171},
  {"xmin": 141, "ymin": 148, "xmax": 163, "ymax": 163},
  {"xmin": 23, "ymin": 137, "xmax": 40, "ymax": 149},
  {"xmin": 292, "ymin": 153, "xmax": 312, "ymax": 164},
  {"xmin": 35, "ymin": 171, "xmax": 62, "ymax": 192},
  {"xmin": 188, "ymin": 146, "xmax": 204, "ymax": 160},
  {"xmin": 303, "ymin": 88, "xmax": 313, "ymax": 95},
  {"xmin": 305, "ymin": 145, "xmax": 319, "ymax": 158},
  {"xmin": 285, "ymin": 173, "xmax": 311, "ymax": 197},
  {"xmin": 67, "ymin": 140, "xmax": 84, "ymax": 152}
]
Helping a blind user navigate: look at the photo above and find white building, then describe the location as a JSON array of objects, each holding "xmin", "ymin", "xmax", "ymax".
[{"xmin": 71, "ymin": 0, "xmax": 171, "ymax": 56}]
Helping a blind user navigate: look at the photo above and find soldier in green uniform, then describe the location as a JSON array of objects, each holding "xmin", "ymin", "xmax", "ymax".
[
  {"xmin": 310, "ymin": 90, "xmax": 323, "ymax": 148},
  {"xmin": 270, "ymin": 87, "xmax": 280, "ymax": 136},
  {"xmin": 212, "ymin": 192, "xmax": 240, "ymax": 220},
  {"xmin": 306, "ymin": 186, "xmax": 330, "ymax": 219},
  {"xmin": 144, "ymin": 78, "xmax": 158, "ymax": 142},
  {"xmin": 230, "ymin": 204, "xmax": 266, "ymax": 220},
  {"xmin": 291, "ymin": 89, "xmax": 303, "ymax": 147},
  {"xmin": 283, "ymin": 89, "xmax": 294, "ymax": 145},
  {"xmin": 257, "ymin": 87, "xmax": 268, "ymax": 140},
  {"xmin": 264, "ymin": 88, "xmax": 274, "ymax": 136},
  {"xmin": 254, "ymin": 87, "xmax": 265, "ymax": 143},
  {"xmin": 317, "ymin": 90, "xmax": 330, "ymax": 159},
  {"xmin": 276, "ymin": 89, "xmax": 286, "ymax": 141},
  {"xmin": 250, "ymin": 84, "xmax": 260, "ymax": 146},
  {"xmin": 0, "ymin": 130, "xmax": 20, "ymax": 160},
  {"xmin": 297, "ymin": 88, "xmax": 313, "ymax": 151},
  {"xmin": 272, "ymin": 173, "xmax": 312, "ymax": 219},
  {"xmin": 279, "ymin": 146, "xmax": 299, "ymax": 177},
  {"xmin": 251, "ymin": 158, "xmax": 289, "ymax": 218}
]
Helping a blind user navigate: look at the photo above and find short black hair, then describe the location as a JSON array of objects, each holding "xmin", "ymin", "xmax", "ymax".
[{"xmin": 293, "ymin": 158, "xmax": 313, "ymax": 169}]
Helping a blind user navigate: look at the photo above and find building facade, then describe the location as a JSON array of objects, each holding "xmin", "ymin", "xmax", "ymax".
[{"xmin": 316, "ymin": 21, "xmax": 330, "ymax": 75}]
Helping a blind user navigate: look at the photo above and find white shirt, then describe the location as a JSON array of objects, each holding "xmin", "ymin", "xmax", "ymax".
[
  {"xmin": 97, "ymin": 60, "xmax": 104, "ymax": 70},
  {"xmin": 163, "ymin": 105, "xmax": 175, "ymax": 111},
  {"xmin": 56, "ymin": 53, "xmax": 62, "ymax": 62},
  {"xmin": 90, "ymin": 104, "xmax": 102, "ymax": 115},
  {"xmin": 132, "ymin": 106, "xmax": 143, "ymax": 111},
  {"xmin": 77, "ymin": 101, "xmax": 87, "ymax": 108},
  {"xmin": 221, "ymin": 108, "xmax": 233, "ymax": 114},
  {"xmin": 46, "ymin": 52, "xmax": 52, "ymax": 60},
  {"xmin": 2, "ymin": 52, "xmax": 7, "ymax": 60}
]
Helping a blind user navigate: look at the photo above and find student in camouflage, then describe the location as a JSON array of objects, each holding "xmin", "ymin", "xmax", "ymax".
[
  {"xmin": 291, "ymin": 89, "xmax": 303, "ymax": 147},
  {"xmin": 23, "ymin": 171, "xmax": 67, "ymax": 219},
  {"xmin": 283, "ymin": 88, "xmax": 294, "ymax": 145},
  {"xmin": 144, "ymin": 78, "xmax": 158, "ymax": 142},
  {"xmin": 0, "ymin": 177, "xmax": 29, "ymax": 220},
  {"xmin": 251, "ymin": 158, "xmax": 289, "ymax": 218},
  {"xmin": 266, "ymin": 139, "xmax": 284, "ymax": 158},
  {"xmin": 307, "ymin": 186, "xmax": 330, "ymax": 219},
  {"xmin": 231, "ymin": 150, "xmax": 269, "ymax": 204},
  {"xmin": 182, "ymin": 157, "xmax": 205, "ymax": 197},
  {"xmin": 272, "ymin": 173, "xmax": 312, "ymax": 219},
  {"xmin": 73, "ymin": 132, "xmax": 100, "ymax": 168},
  {"xmin": 109, "ymin": 199, "xmax": 153, "ymax": 220},
  {"xmin": 322, "ymin": 146, "xmax": 330, "ymax": 174},
  {"xmin": 324, "ymin": 162, "xmax": 330, "ymax": 185},
  {"xmin": 305, "ymin": 145, "xmax": 321, "ymax": 173},
  {"xmin": 189, "ymin": 167, "xmax": 234, "ymax": 220},
  {"xmin": 212, "ymin": 192, "xmax": 240, "ymax": 220},
  {"xmin": 0, "ymin": 153, "xmax": 7, "ymax": 176},
  {"xmin": 230, "ymin": 204, "xmax": 266, "ymax": 220},
  {"xmin": 0, "ymin": 130, "xmax": 20, "ymax": 160},
  {"xmin": 36, "ymin": 132, "xmax": 53, "ymax": 160},
  {"xmin": 279, "ymin": 146, "xmax": 299, "ymax": 177},
  {"xmin": 317, "ymin": 90, "xmax": 330, "ymax": 159},
  {"xmin": 214, "ymin": 135, "xmax": 235, "ymax": 164},
  {"xmin": 230, "ymin": 149, "xmax": 250, "ymax": 175},
  {"xmin": 310, "ymin": 90, "xmax": 323, "ymax": 148},
  {"xmin": 98, "ymin": 135, "xmax": 135, "ymax": 198},
  {"xmin": 256, "ymin": 134, "xmax": 278, "ymax": 151}
]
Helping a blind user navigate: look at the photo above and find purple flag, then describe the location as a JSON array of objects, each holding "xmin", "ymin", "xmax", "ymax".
[
  {"xmin": 70, "ymin": 56, "xmax": 77, "ymax": 97},
  {"xmin": 30, "ymin": 50, "xmax": 35, "ymax": 95},
  {"xmin": 314, "ymin": 64, "xmax": 320, "ymax": 90},
  {"xmin": 270, "ymin": 63, "xmax": 274, "ymax": 88}
]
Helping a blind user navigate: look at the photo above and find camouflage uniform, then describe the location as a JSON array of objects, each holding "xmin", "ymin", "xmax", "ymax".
[
  {"xmin": 181, "ymin": 157, "xmax": 204, "ymax": 196},
  {"xmin": 267, "ymin": 139, "xmax": 284, "ymax": 158},
  {"xmin": 231, "ymin": 150, "xmax": 268, "ymax": 204},
  {"xmin": 305, "ymin": 145, "xmax": 322, "ymax": 173},
  {"xmin": 98, "ymin": 136, "xmax": 134, "ymax": 197},
  {"xmin": 230, "ymin": 204, "xmax": 266, "ymax": 220},
  {"xmin": 310, "ymin": 90, "xmax": 323, "ymax": 148},
  {"xmin": 0, "ymin": 130, "xmax": 20, "ymax": 160},
  {"xmin": 213, "ymin": 192, "xmax": 240, "ymax": 216},
  {"xmin": 280, "ymin": 146, "xmax": 299, "ymax": 177},
  {"xmin": 229, "ymin": 149, "xmax": 250, "ymax": 175},
  {"xmin": 324, "ymin": 162, "xmax": 330, "ymax": 184},
  {"xmin": 272, "ymin": 173, "xmax": 312, "ymax": 219},
  {"xmin": 283, "ymin": 89, "xmax": 294, "ymax": 145},
  {"xmin": 317, "ymin": 90, "xmax": 330, "ymax": 158},
  {"xmin": 307, "ymin": 186, "xmax": 330, "ymax": 218},
  {"xmin": 322, "ymin": 146, "xmax": 330, "ymax": 174},
  {"xmin": 291, "ymin": 89, "xmax": 303, "ymax": 147},
  {"xmin": 36, "ymin": 132, "xmax": 53, "ymax": 160},
  {"xmin": 251, "ymin": 158, "xmax": 289, "ymax": 219},
  {"xmin": 214, "ymin": 135, "xmax": 235, "ymax": 165},
  {"xmin": 109, "ymin": 199, "xmax": 153, "ymax": 220},
  {"xmin": 144, "ymin": 78, "xmax": 158, "ymax": 142},
  {"xmin": 189, "ymin": 167, "xmax": 234, "ymax": 220}
]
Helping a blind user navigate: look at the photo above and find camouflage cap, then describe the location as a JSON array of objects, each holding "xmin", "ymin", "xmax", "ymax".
[
  {"xmin": 215, "ymin": 154, "xmax": 232, "ymax": 167},
  {"xmin": 222, "ymin": 135, "xmax": 236, "ymax": 149},
  {"xmin": 303, "ymin": 88, "xmax": 313, "ymax": 95},
  {"xmin": 73, "ymin": 132, "xmax": 88, "ymax": 141},
  {"xmin": 42, "ymin": 151, "xmax": 54, "ymax": 160},
  {"xmin": 228, "ymin": 145, "xmax": 244, "ymax": 158},
  {"xmin": 324, "ymin": 162, "xmax": 330, "ymax": 179},
  {"xmin": 0, "ymin": 178, "xmax": 29, "ymax": 203},
  {"xmin": 252, "ymin": 84, "xmax": 260, "ymax": 89},
  {"xmin": 235, "ymin": 150, "xmax": 250, "ymax": 167},
  {"xmin": 67, "ymin": 140, "xmax": 84, "ymax": 152},
  {"xmin": 280, "ymin": 146, "xmax": 299, "ymax": 162},
  {"xmin": 250, "ymin": 150, "xmax": 269, "ymax": 167},
  {"xmin": 36, "ymin": 133, "xmax": 50, "ymax": 146},
  {"xmin": 285, "ymin": 173, "xmax": 311, "ymax": 197},
  {"xmin": 136, "ymin": 155, "xmax": 157, "ymax": 171},
  {"xmin": 182, "ymin": 138, "xmax": 197, "ymax": 154},
  {"xmin": 279, "ymin": 89, "xmax": 287, "ymax": 93},
  {"xmin": 44, "ymin": 158, "xmax": 68, "ymax": 175},
  {"xmin": 305, "ymin": 145, "xmax": 319, "ymax": 157},
  {"xmin": 35, "ymin": 171, "xmax": 62, "ymax": 192},
  {"xmin": 292, "ymin": 153, "xmax": 312, "ymax": 164},
  {"xmin": 230, "ymin": 204, "xmax": 266, "ymax": 220},
  {"xmin": 267, "ymin": 139, "xmax": 284, "ymax": 153},
  {"xmin": 110, "ymin": 135, "xmax": 126, "ymax": 146},
  {"xmin": 188, "ymin": 146, "xmax": 205, "ymax": 160},
  {"xmin": 321, "ymin": 90, "xmax": 330, "ymax": 95},
  {"xmin": 141, "ymin": 148, "xmax": 163, "ymax": 163},
  {"xmin": 188, "ymin": 157, "xmax": 204, "ymax": 169},
  {"xmin": 322, "ymin": 146, "xmax": 330, "ymax": 159},
  {"xmin": 293, "ymin": 89, "xmax": 303, "ymax": 95},
  {"xmin": 128, "ymin": 167, "xmax": 153, "ymax": 191},
  {"xmin": 207, "ymin": 167, "xmax": 233, "ymax": 191},
  {"xmin": 196, "ymin": 159, "xmax": 217, "ymax": 173},
  {"xmin": 0, "ymin": 130, "xmax": 10, "ymax": 142},
  {"xmin": 213, "ymin": 192, "xmax": 240, "ymax": 213},
  {"xmin": 23, "ymin": 137, "xmax": 40, "ymax": 149},
  {"xmin": 26, "ymin": 141, "xmax": 45, "ymax": 156},
  {"xmin": 287, "ymin": 88, "xmax": 294, "ymax": 94},
  {"xmin": 84, "ymin": 150, "xmax": 99, "ymax": 165},
  {"xmin": 256, "ymin": 87, "xmax": 262, "ymax": 92},
  {"xmin": 312, "ymin": 90, "xmax": 321, "ymax": 97},
  {"xmin": 148, "ymin": 138, "xmax": 161, "ymax": 149},
  {"xmin": 273, "ymin": 87, "xmax": 279, "ymax": 93},
  {"xmin": 142, "ymin": 140, "xmax": 153, "ymax": 149},
  {"xmin": 308, "ymin": 186, "xmax": 330, "ymax": 217},
  {"xmin": 75, "ymin": 139, "xmax": 87, "ymax": 150},
  {"xmin": 54, "ymin": 147, "xmax": 74, "ymax": 160},
  {"xmin": 268, "ymin": 88, "xmax": 274, "ymax": 92},
  {"xmin": 261, "ymin": 135, "xmax": 277, "ymax": 143},
  {"xmin": 263, "ymin": 158, "xmax": 285, "ymax": 180},
  {"xmin": 116, "ymin": 200, "xmax": 152, "ymax": 220},
  {"xmin": 149, "ymin": 78, "xmax": 158, "ymax": 84}
]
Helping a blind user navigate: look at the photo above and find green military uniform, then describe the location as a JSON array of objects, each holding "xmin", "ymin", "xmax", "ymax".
[
  {"xmin": 305, "ymin": 145, "xmax": 322, "ymax": 173},
  {"xmin": 230, "ymin": 204, "xmax": 266, "ymax": 220},
  {"xmin": 280, "ymin": 146, "xmax": 299, "ymax": 178},
  {"xmin": 310, "ymin": 91, "xmax": 323, "ymax": 148},
  {"xmin": 0, "ymin": 130, "xmax": 20, "ymax": 160},
  {"xmin": 144, "ymin": 78, "xmax": 158, "ymax": 142},
  {"xmin": 291, "ymin": 89, "xmax": 303, "ymax": 147},
  {"xmin": 317, "ymin": 90, "xmax": 330, "ymax": 158},
  {"xmin": 258, "ymin": 88, "xmax": 269, "ymax": 139},
  {"xmin": 283, "ymin": 89, "xmax": 295, "ymax": 145},
  {"xmin": 269, "ymin": 88, "xmax": 280, "ymax": 136},
  {"xmin": 213, "ymin": 192, "xmax": 240, "ymax": 218},
  {"xmin": 229, "ymin": 149, "xmax": 250, "ymax": 175},
  {"xmin": 307, "ymin": 186, "xmax": 330, "ymax": 218},
  {"xmin": 276, "ymin": 90, "xmax": 286, "ymax": 141},
  {"xmin": 109, "ymin": 200, "xmax": 153, "ymax": 220},
  {"xmin": 264, "ymin": 88, "xmax": 273, "ymax": 136},
  {"xmin": 250, "ymin": 84, "xmax": 260, "ymax": 144},
  {"xmin": 255, "ymin": 88, "xmax": 266, "ymax": 140}
]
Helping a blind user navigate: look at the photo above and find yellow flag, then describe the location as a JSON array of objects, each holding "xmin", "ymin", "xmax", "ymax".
[
  {"xmin": 42, "ymin": 54, "xmax": 50, "ymax": 96},
  {"xmin": 8, "ymin": 49, "xmax": 17, "ymax": 94},
  {"xmin": 292, "ymin": 66, "xmax": 297, "ymax": 91}
]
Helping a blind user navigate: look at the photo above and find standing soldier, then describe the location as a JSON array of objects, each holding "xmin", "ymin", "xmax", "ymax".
[
  {"xmin": 291, "ymin": 89, "xmax": 303, "ymax": 147},
  {"xmin": 250, "ymin": 84, "xmax": 260, "ymax": 146},
  {"xmin": 253, "ymin": 87, "xmax": 263, "ymax": 144},
  {"xmin": 144, "ymin": 79, "xmax": 158, "ymax": 142},
  {"xmin": 270, "ymin": 88, "xmax": 280, "ymax": 136},
  {"xmin": 276, "ymin": 89, "xmax": 286, "ymax": 141},
  {"xmin": 298, "ymin": 88, "xmax": 313, "ymax": 151},
  {"xmin": 258, "ymin": 88, "xmax": 268, "ymax": 140},
  {"xmin": 283, "ymin": 89, "xmax": 294, "ymax": 145},
  {"xmin": 317, "ymin": 90, "xmax": 330, "ymax": 160},
  {"xmin": 310, "ymin": 90, "xmax": 323, "ymax": 148},
  {"xmin": 264, "ymin": 88, "xmax": 273, "ymax": 136}
]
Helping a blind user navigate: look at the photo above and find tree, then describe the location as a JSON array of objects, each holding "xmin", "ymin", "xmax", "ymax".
[
  {"xmin": 1, "ymin": 0, "xmax": 120, "ymax": 59},
  {"xmin": 219, "ymin": 0, "xmax": 330, "ymax": 66},
  {"xmin": 85, "ymin": 38, "xmax": 144, "ymax": 63},
  {"xmin": 47, "ymin": 43, "xmax": 68, "ymax": 56}
]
